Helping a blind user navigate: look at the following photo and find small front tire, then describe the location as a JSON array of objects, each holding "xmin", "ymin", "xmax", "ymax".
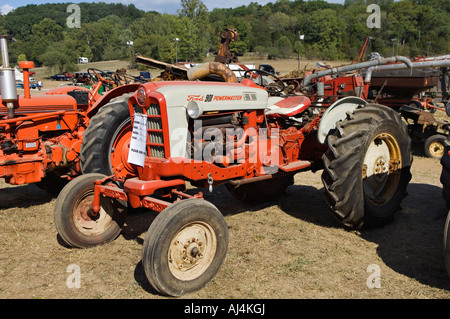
[
  {"xmin": 142, "ymin": 198, "xmax": 228, "ymax": 297},
  {"xmin": 424, "ymin": 134, "xmax": 446, "ymax": 159}
]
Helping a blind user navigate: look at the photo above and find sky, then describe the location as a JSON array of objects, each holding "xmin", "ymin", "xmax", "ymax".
[{"xmin": 0, "ymin": 0, "xmax": 346, "ymax": 15}]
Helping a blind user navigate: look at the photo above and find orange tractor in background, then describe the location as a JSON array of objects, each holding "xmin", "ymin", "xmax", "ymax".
[{"xmin": 0, "ymin": 35, "xmax": 141, "ymax": 193}]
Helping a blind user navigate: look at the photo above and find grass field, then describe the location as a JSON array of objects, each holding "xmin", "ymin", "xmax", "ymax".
[{"xmin": 1, "ymin": 156, "xmax": 449, "ymax": 299}]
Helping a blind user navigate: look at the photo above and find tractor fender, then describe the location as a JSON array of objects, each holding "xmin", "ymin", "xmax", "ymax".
[
  {"xmin": 86, "ymin": 83, "xmax": 141, "ymax": 118},
  {"xmin": 317, "ymin": 96, "xmax": 368, "ymax": 144}
]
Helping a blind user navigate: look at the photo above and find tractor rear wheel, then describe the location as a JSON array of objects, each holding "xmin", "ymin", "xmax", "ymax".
[
  {"xmin": 81, "ymin": 94, "xmax": 137, "ymax": 179},
  {"xmin": 54, "ymin": 173, "xmax": 126, "ymax": 248},
  {"xmin": 142, "ymin": 198, "xmax": 228, "ymax": 297},
  {"xmin": 440, "ymin": 137, "xmax": 450, "ymax": 209},
  {"xmin": 322, "ymin": 104, "xmax": 412, "ymax": 229},
  {"xmin": 225, "ymin": 175, "xmax": 294, "ymax": 203}
]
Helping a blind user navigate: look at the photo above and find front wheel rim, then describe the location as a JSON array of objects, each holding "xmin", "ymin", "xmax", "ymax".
[
  {"xmin": 363, "ymin": 133, "xmax": 402, "ymax": 206},
  {"xmin": 429, "ymin": 141, "xmax": 444, "ymax": 158},
  {"xmin": 72, "ymin": 192, "xmax": 113, "ymax": 236},
  {"xmin": 168, "ymin": 221, "xmax": 217, "ymax": 281}
]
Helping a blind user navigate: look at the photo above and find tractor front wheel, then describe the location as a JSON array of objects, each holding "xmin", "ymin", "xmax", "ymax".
[
  {"xmin": 142, "ymin": 198, "xmax": 228, "ymax": 297},
  {"xmin": 54, "ymin": 173, "xmax": 126, "ymax": 248},
  {"xmin": 424, "ymin": 134, "xmax": 446, "ymax": 159},
  {"xmin": 322, "ymin": 104, "xmax": 412, "ymax": 229}
]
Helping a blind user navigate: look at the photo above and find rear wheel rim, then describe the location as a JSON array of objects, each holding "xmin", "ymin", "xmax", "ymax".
[
  {"xmin": 363, "ymin": 133, "xmax": 402, "ymax": 206},
  {"xmin": 108, "ymin": 118, "xmax": 136, "ymax": 178}
]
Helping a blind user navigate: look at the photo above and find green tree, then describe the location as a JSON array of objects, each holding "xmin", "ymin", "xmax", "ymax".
[
  {"xmin": 3, "ymin": 0, "xmax": 450, "ymax": 64},
  {"xmin": 275, "ymin": 35, "xmax": 293, "ymax": 58},
  {"xmin": 0, "ymin": 14, "xmax": 7, "ymax": 35},
  {"xmin": 40, "ymin": 38, "xmax": 78, "ymax": 73},
  {"xmin": 16, "ymin": 53, "xmax": 27, "ymax": 64},
  {"xmin": 388, "ymin": 1, "xmax": 418, "ymax": 46},
  {"xmin": 30, "ymin": 18, "xmax": 63, "ymax": 64},
  {"xmin": 303, "ymin": 9, "xmax": 346, "ymax": 59},
  {"xmin": 179, "ymin": 0, "xmax": 208, "ymax": 19}
]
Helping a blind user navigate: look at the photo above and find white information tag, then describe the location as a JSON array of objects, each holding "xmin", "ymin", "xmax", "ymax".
[{"xmin": 128, "ymin": 113, "xmax": 147, "ymax": 167}]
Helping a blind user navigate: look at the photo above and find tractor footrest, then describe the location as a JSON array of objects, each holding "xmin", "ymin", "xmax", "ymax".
[{"xmin": 279, "ymin": 160, "xmax": 312, "ymax": 172}]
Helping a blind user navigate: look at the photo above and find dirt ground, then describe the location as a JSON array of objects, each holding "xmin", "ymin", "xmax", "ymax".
[
  {"xmin": 2, "ymin": 58, "xmax": 450, "ymax": 300},
  {"xmin": 0, "ymin": 154, "xmax": 449, "ymax": 299}
]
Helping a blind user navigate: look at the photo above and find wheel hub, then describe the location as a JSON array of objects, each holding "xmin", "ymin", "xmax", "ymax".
[
  {"xmin": 180, "ymin": 238, "xmax": 204, "ymax": 265},
  {"xmin": 363, "ymin": 134, "xmax": 402, "ymax": 205},
  {"xmin": 168, "ymin": 222, "xmax": 217, "ymax": 281},
  {"xmin": 373, "ymin": 156, "xmax": 388, "ymax": 183},
  {"xmin": 76, "ymin": 197, "xmax": 99, "ymax": 229},
  {"xmin": 429, "ymin": 141, "xmax": 444, "ymax": 158},
  {"xmin": 73, "ymin": 194, "xmax": 112, "ymax": 235}
]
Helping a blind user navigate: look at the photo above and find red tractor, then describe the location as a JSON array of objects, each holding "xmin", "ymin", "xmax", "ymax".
[
  {"xmin": 54, "ymin": 60, "xmax": 413, "ymax": 296},
  {"xmin": 0, "ymin": 35, "xmax": 141, "ymax": 193}
]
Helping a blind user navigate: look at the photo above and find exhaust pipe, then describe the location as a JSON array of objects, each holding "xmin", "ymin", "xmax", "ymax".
[
  {"xmin": 0, "ymin": 35, "xmax": 17, "ymax": 119},
  {"xmin": 187, "ymin": 62, "xmax": 238, "ymax": 83},
  {"xmin": 302, "ymin": 56, "xmax": 413, "ymax": 87},
  {"xmin": 364, "ymin": 56, "xmax": 450, "ymax": 83}
]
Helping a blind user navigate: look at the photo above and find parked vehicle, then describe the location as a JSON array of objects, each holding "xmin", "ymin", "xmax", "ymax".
[
  {"xmin": 50, "ymin": 72, "xmax": 73, "ymax": 81},
  {"xmin": 0, "ymin": 35, "xmax": 140, "ymax": 194},
  {"xmin": 54, "ymin": 60, "xmax": 413, "ymax": 296}
]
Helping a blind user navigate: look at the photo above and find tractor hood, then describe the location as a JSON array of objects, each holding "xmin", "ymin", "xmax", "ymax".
[
  {"xmin": 140, "ymin": 80, "xmax": 268, "ymax": 113},
  {"xmin": 0, "ymin": 94, "xmax": 77, "ymax": 115}
]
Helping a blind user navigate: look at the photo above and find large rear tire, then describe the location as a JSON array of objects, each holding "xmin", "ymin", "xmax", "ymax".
[
  {"xmin": 444, "ymin": 211, "xmax": 450, "ymax": 278},
  {"xmin": 142, "ymin": 198, "xmax": 228, "ymax": 297},
  {"xmin": 440, "ymin": 136, "xmax": 450, "ymax": 209},
  {"xmin": 322, "ymin": 104, "xmax": 412, "ymax": 229},
  {"xmin": 54, "ymin": 173, "xmax": 127, "ymax": 248},
  {"xmin": 81, "ymin": 94, "xmax": 137, "ymax": 179}
]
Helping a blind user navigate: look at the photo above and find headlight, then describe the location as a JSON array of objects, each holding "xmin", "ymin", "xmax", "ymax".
[
  {"xmin": 187, "ymin": 101, "xmax": 203, "ymax": 119},
  {"xmin": 136, "ymin": 87, "xmax": 146, "ymax": 106}
]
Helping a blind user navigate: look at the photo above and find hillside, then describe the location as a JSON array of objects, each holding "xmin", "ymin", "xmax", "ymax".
[{"xmin": 0, "ymin": 0, "xmax": 449, "ymax": 73}]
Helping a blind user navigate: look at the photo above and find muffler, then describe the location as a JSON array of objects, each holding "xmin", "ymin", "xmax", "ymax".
[{"xmin": 0, "ymin": 35, "xmax": 17, "ymax": 119}]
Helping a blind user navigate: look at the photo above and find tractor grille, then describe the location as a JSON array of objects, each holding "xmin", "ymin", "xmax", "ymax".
[{"xmin": 146, "ymin": 103, "xmax": 166, "ymax": 158}]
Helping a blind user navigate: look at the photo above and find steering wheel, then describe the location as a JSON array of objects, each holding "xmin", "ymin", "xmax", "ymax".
[
  {"xmin": 87, "ymin": 68, "xmax": 119, "ymax": 89},
  {"xmin": 243, "ymin": 69, "xmax": 286, "ymax": 94}
]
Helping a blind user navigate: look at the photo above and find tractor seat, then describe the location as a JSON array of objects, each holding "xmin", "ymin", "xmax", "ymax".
[{"xmin": 265, "ymin": 95, "xmax": 311, "ymax": 118}]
